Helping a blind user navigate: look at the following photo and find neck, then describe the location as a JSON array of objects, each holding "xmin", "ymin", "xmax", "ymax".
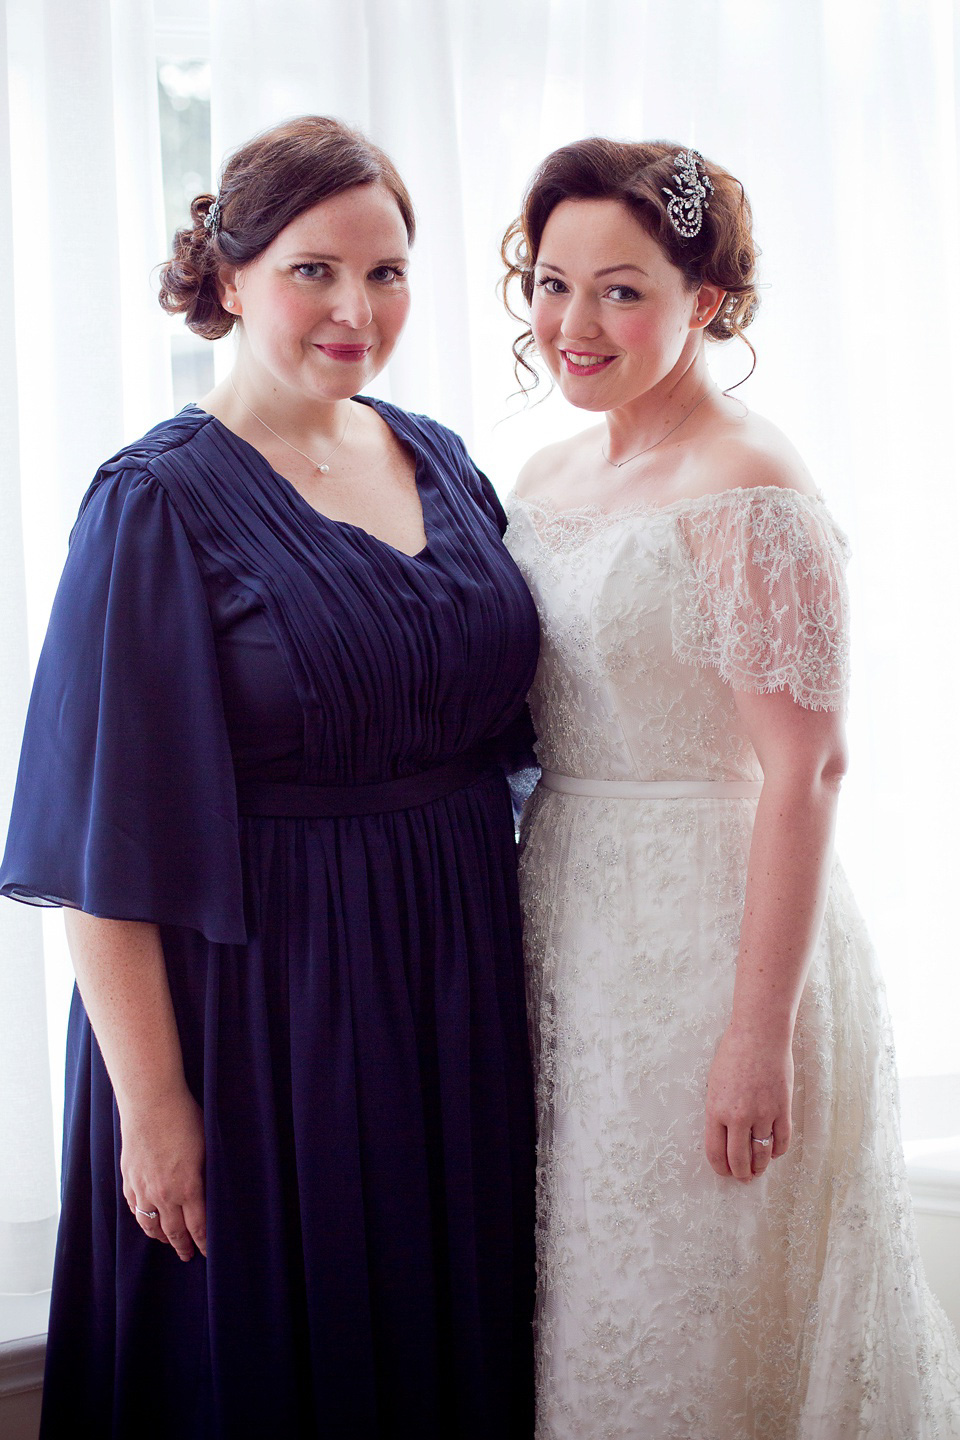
[
  {"xmin": 222, "ymin": 353, "xmax": 352, "ymax": 447},
  {"xmin": 604, "ymin": 350, "xmax": 712, "ymax": 464}
]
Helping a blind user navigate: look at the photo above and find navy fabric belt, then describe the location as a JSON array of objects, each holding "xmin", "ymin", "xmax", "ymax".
[{"xmin": 236, "ymin": 748, "xmax": 498, "ymax": 818}]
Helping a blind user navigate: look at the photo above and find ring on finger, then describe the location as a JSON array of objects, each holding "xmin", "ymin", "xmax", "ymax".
[
  {"xmin": 750, "ymin": 1133, "xmax": 773, "ymax": 1149},
  {"xmin": 135, "ymin": 1204, "xmax": 160, "ymax": 1219}
]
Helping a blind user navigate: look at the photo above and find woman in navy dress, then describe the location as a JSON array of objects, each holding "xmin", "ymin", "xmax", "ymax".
[{"xmin": 0, "ymin": 116, "xmax": 538, "ymax": 1438}]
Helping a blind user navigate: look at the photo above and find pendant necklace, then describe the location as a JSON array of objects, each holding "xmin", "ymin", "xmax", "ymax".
[
  {"xmin": 601, "ymin": 388, "xmax": 712, "ymax": 469},
  {"xmin": 229, "ymin": 377, "xmax": 353, "ymax": 475}
]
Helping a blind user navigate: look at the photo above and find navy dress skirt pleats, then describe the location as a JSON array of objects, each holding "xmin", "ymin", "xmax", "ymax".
[{"xmin": 0, "ymin": 400, "xmax": 539, "ymax": 1438}]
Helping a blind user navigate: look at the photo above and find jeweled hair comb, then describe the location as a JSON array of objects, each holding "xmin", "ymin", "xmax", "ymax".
[
  {"xmin": 661, "ymin": 150, "xmax": 714, "ymax": 240},
  {"xmin": 203, "ymin": 196, "xmax": 222, "ymax": 238}
]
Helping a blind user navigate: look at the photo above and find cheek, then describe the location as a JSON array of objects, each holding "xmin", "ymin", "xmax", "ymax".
[
  {"xmin": 369, "ymin": 291, "xmax": 410, "ymax": 351},
  {"xmin": 384, "ymin": 289, "xmax": 412, "ymax": 339},
  {"xmin": 247, "ymin": 289, "xmax": 315, "ymax": 344},
  {"xmin": 530, "ymin": 298, "xmax": 558, "ymax": 349},
  {"xmin": 612, "ymin": 310, "xmax": 670, "ymax": 354}
]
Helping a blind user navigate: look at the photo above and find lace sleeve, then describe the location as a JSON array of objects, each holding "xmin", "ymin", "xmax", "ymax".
[{"xmin": 671, "ymin": 487, "xmax": 852, "ymax": 712}]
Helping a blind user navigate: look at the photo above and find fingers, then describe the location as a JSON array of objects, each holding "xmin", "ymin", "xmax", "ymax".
[
  {"xmin": 749, "ymin": 1125, "xmax": 776, "ymax": 1177},
  {"xmin": 772, "ymin": 1114, "xmax": 791, "ymax": 1158},
  {"xmin": 726, "ymin": 1124, "xmax": 755, "ymax": 1182},
  {"xmin": 129, "ymin": 1194, "xmax": 205, "ymax": 1261},
  {"xmin": 705, "ymin": 1117, "xmax": 732, "ymax": 1177},
  {"xmin": 181, "ymin": 1194, "xmax": 208, "ymax": 1259},
  {"xmin": 705, "ymin": 1121, "xmax": 784, "ymax": 1182},
  {"xmin": 160, "ymin": 1205, "xmax": 196, "ymax": 1263},
  {"xmin": 131, "ymin": 1200, "xmax": 169, "ymax": 1244}
]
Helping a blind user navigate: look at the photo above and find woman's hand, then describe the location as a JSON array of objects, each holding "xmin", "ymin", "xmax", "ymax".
[
  {"xmin": 702, "ymin": 686, "xmax": 846, "ymax": 1184},
  {"xmin": 705, "ymin": 1025, "xmax": 793, "ymax": 1181},
  {"xmin": 62, "ymin": 912, "xmax": 206, "ymax": 1260},
  {"xmin": 120, "ymin": 1086, "xmax": 207, "ymax": 1261}
]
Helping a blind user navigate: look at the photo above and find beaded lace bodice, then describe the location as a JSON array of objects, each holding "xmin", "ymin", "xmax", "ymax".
[{"xmin": 505, "ymin": 486, "xmax": 851, "ymax": 781}]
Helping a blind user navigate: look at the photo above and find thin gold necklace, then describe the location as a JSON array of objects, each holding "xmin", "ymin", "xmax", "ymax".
[
  {"xmin": 602, "ymin": 389, "xmax": 712, "ymax": 469},
  {"xmin": 229, "ymin": 377, "xmax": 353, "ymax": 475}
]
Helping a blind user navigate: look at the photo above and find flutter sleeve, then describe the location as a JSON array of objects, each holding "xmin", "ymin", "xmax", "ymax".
[
  {"xmin": 0, "ymin": 465, "xmax": 246, "ymax": 943},
  {"xmin": 671, "ymin": 487, "xmax": 852, "ymax": 712}
]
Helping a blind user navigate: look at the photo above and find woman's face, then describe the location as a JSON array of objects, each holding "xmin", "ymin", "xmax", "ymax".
[
  {"xmin": 530, "ymin": 197, "xmax": 703, "ymax": 412},
  {"xmin": 222, "ymin": 183, "xmax": 411, "ymax": 402}
]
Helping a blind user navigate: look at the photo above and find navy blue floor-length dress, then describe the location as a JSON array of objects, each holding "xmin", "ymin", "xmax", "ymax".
[{"xmin": 0, "ymin": 399, "xmax": 539, "ymax": 1438}]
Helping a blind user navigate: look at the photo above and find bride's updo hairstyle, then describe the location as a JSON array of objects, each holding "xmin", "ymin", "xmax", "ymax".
[
  {"xmin": 158, "ymin": 115, "xmax": 416, "ymax": 340},
  {"xmin": 501, "ymin": 137, "xmax": 759, "ymax": 392}
]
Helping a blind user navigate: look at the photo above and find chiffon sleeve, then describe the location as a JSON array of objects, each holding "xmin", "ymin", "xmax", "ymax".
[
  {"xmin": 672, "ymin": 487, "xmax": 852, "ymax": 712},
  {"xmin": 0, "ymin": 465, "xmax": 246, "ymax": 943}
]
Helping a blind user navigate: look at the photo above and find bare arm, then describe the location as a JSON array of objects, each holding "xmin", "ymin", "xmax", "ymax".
[
  {"xmin": 704, "ymin": 687, "xmax": 848, "ymax": 1182},
  {"xmin": 63, "ymin": 910, "xmax": 206, "ymax": 1258}
]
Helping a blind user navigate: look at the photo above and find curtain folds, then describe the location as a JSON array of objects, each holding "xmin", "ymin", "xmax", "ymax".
[
  {"xmin": 0, "ymin": 0, "xmax": 170, "ymax": 1297},
  {"xmin": 0, "ymin": 0, "xmax": 57, "ymax": 1301}
]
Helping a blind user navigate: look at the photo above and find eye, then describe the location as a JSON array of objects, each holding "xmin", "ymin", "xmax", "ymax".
[
  {"xmin": 606, "ymin": 284, "xmax": 641, "ymax": 302},
  {"xmin": 369, "ymin": 265, "xmax": 408, "ymax": 284},
  {"xmin": 534, "ymin": 275, "xmax": 568, "ymax": 295},
  {"xmin": 292, "ymin": 262, "xmax": 328, "ymax": 279}
]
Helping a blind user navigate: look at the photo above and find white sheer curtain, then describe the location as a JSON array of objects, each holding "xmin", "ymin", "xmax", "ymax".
[
  {"xmin": 0, "ymin": 0, "xmax": 170, "ymax": 1298},
  {"xmin": 1, "ymin": 0, "xmax": 958, "ymax": 1304},
  {"xmin": 0, "ymin": 0, "xmax": 56, "ymax": 1301}
]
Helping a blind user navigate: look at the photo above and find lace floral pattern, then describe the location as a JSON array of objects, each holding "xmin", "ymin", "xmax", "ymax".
[
  {"xmin": 505, "ymin": 488, "xmax": 960, "ymax": 1439},
  {"xmin": 672, "ymin": 488, "xmax": 852, "ymax": 712}
]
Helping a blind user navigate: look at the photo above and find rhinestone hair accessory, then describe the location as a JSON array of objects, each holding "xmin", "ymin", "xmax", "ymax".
[
  {"xmin": 203, "ymin": 196, "xmax": 222, "ymax": 238},
  {"xmin": 661, "ymin": 149, "xmax": 714, "ymax": 240}
]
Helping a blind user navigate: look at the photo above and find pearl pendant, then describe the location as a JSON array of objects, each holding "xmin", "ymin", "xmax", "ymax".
[{"xmin": 318, "ymin": 463, "xmax": 330, "ymax": 474}]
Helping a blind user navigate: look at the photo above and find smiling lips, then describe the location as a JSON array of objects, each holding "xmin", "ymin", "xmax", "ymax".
[
  {"xmin": 314, "ymin": 344, "xmax": 371, "ymax": 362},
  {"xmin": 560, "ymin": 349, "xmax": 617, "ymax": 376}
]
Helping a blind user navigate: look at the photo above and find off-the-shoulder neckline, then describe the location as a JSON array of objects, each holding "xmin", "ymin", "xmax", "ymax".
[{"xmin": 506, "ymin": 484, "xmax": 826, "ymax": 523}]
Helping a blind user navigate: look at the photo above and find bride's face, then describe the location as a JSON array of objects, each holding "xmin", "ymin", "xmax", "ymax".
[{"xmin": 530, "ymin": 197, "xmax": 704, "ymax": 412}]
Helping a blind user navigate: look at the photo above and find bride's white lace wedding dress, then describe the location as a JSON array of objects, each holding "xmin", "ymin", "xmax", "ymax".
[{"xmin": 505, "ymin": 485, "xmax": 960, "ymax": 1440}]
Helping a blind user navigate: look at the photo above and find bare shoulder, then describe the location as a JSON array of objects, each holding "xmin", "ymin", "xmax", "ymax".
[
  {"xmin": 513, "ymin": 425, "xmax": 605, "ymax": 499},
  {"xmin": 693, "ymin": 407, "xmax": 818, "ymax": 500}
]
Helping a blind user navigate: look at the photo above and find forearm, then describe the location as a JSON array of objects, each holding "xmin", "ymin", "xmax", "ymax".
[
  {"xmin": 730, "ymin": 773, "xmax": 841, "ymax": 1043},
  {"xmin": 63, "ymin": 910, "xmax": 188, "ymax": 1121}
]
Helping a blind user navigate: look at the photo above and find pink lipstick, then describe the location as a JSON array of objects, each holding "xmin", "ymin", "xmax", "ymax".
[
  {"xmin": 560, "ymin": 350, "xmax": 616, "ymax": 377},
  {"xmin": 314, "ymin": 344, "xmax": 370, "ymax": 362}
]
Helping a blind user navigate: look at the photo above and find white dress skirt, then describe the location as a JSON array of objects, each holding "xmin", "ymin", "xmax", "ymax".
[{"xmin": 505, "ymin": 486, "xmax": 960, "ymax": 1440}]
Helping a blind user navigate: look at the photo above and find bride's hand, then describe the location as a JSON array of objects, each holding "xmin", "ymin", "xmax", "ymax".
[{"xmin": 704, "ymin": 1026, "xmax": 794, "ymax": 1181}]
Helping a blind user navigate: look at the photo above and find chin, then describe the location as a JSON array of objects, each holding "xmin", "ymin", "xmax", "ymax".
[{"xmin": 557, "ymin": 383, "xmax": 612, "ymax": 413}]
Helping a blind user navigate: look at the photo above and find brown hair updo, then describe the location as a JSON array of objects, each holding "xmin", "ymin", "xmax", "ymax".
[
  {"xmin": 158, "ymin": 115, "xmax": 416, "ymax": 341},
  {"xmin": 501, "ymin": 137, "xmax": 759, "ymax": 391}
]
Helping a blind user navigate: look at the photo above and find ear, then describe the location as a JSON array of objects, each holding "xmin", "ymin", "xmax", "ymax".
[
  {"xmin": 691, "ymin": 283, "xmax": 725, "ymax": 330},
  {"xmin": 217, "ymin": 265, "xmax": 242, "ymax": 316}
]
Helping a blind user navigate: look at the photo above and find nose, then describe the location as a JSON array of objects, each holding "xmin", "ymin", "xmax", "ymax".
[
  {"xmin": 329, "ymin": 277, "xmax": 373, "ymax": 330},
  {"xmin": 559, "ymin": 291, "xmax": 601, "ymax": 343}
]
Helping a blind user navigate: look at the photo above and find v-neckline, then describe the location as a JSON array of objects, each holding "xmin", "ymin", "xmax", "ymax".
[{"xmin": 187, "ymin": 396, "xmax": 432, "ymax": 561}]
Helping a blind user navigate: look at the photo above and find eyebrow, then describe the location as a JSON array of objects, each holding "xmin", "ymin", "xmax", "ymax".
[
  {"xmin": 283, "ymin": 252, "xmax": 409, "ymax": 265},
  {"xmin": 536, "ymin": 262, "xmax": 649, "ymax": 279}
]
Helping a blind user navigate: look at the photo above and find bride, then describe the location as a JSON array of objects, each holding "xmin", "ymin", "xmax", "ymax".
[{"xmin": 501, "ymin": 137, "xmax": 960, "ymax": 1439}]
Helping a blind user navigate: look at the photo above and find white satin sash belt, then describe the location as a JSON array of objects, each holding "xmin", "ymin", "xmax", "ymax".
[{"xmin": 539, "ymin": 771, "xmax": 764, "ymax": 800}]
